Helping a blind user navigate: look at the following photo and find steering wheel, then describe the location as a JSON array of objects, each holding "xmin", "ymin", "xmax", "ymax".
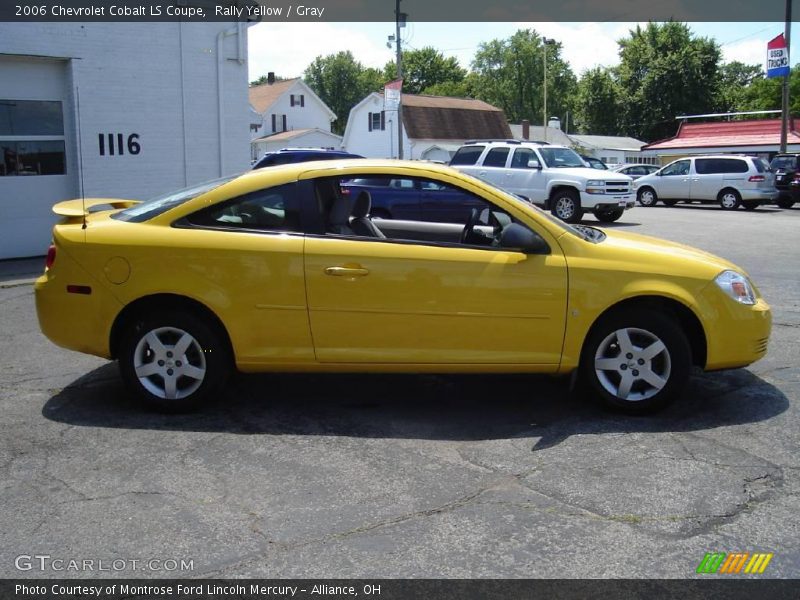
[{"xmin": 460, "ymin": 208, "xmax": 480, "ymax": 244}]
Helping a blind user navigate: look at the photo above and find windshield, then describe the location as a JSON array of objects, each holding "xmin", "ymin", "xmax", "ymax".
[
  {"xmin": 113, "ymin": 174, "xmax": 239, "ymax": 222},
  {"xmin": 467, "ymin": 172, "xmax": 590, "ymax": 241},
  {"xmin": 539, "ymin": 147, "xmax": 586, "ymax": 168}
]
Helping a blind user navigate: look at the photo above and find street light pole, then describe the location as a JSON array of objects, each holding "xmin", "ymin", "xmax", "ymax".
[
  {"xmin": 542, "ymin": 38, "xmax": 556, "ymax": 143},
  {"xmin": 780, "ymin": 0, "xmax": 792, "ymax": 153},
  {"xmin": 395, "ymin": 0, "xmax": 404, "ymax": 159}
]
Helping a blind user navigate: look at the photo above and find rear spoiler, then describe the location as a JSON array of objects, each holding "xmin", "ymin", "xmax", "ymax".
[{"xmin": 52, "ymin": 198, "xmax": 140, "ymax": 217}]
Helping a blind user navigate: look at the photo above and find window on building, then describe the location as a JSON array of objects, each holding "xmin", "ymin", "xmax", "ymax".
[
  {"xmin": 0, "ymin": 99, "xmax": 66, "ymax": 176},
  {"xmin": 271, "ymin": 114, "xmax": 287, "ymax": 133},
  {"xmin": 290, "ymin": 94, "xmax": 305, "ymax": 107},
  {"xmin": 368, "ymin": 111, "xmax": 385, "ymax": 131}
]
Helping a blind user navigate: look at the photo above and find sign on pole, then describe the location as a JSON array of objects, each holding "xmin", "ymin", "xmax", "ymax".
[
  {"xmin": 767, "ymin": 33, "xmax": 790, "ymax": 79},
  {"xmin": 384, "ymin": 79, "xmax": 403, "ymax": 110}
]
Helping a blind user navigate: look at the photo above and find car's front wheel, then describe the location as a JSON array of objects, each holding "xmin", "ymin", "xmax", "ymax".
[
  {"xmin": 119, "ymin": 310, "xmax": 231, "ymax": 412},
  {"xmin": 594, "ymin": 208, "xmax": 624, "ymax": 223},
  {"xmin": 580, "ymin": 308, "xmax": 691, "ymax": 413},
  {"xmin": 550, "ymin": 189, "xmax": 583, "ymax": 223},
  {"xmin": 637, "ymin": 187, "xmax": 657, "ymax": 207},
  {"xmin": 777, "ymin": 198, "xmax": 795, "ymax": 209}
]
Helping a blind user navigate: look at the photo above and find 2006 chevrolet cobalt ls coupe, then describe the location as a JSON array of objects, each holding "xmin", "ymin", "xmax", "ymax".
[{"xmin": 35, "ymin": 160, "xmax": 771, "ymax": 413}]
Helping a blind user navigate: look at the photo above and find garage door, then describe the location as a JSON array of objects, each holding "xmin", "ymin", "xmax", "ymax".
[{"xmin": 0, "ymin": 56, "xmax": 77, "ymax": 259}]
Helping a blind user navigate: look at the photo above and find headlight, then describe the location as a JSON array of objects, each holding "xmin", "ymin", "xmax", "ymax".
[
  {"xmin": 715, "ymin": 270, "xmax": 756, "ymax": 305},
  {"xmin": 586, "ymin": 180, "xmax": 605, "ymax": 194}
]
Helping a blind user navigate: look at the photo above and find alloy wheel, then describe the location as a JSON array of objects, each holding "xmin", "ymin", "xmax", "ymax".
[
  {"xmin": 133, "ymin": 326, "xmax": 207, "ymax": 400},
  {"xmin": 593, "ymin": 327, "xmax": 671, "ymax": 402}
]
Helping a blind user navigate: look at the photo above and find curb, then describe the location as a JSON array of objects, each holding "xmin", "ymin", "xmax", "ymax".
[{"xmin": 0, "ymin": 278, "xmax": 36, "ymax": 289}]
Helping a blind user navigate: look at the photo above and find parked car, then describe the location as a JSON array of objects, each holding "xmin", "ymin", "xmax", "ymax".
[
  {"xmin": 613, "ymin": 164, "xmax": 660, "ymax": 180},
  {"xmin": 450, "ymin": 140, "xmax": 634, "ymax": 224},
  {"xmin": 768, "ymin": 153, "xmax": 799, "ymax": 208},
  {"xmin": 581, "ymin": 155, "xmax": 608, "ymax": 170},
  {"xmin": 340, "ymin": 176, "xmax": 486, "ymax": 223},
  {"xmin": 634, "ymin": 155, "xmax": 777, "ymax": 210},
  {"xmin": 253, "ymin": 148, "xmax": 362, "ymax": 169},
  {"xmin": 36, "ymin": 160, "xmax": 770, "ymax": 415}
]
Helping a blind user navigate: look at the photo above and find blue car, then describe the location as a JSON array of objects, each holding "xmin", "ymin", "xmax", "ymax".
[
  {"xmin": 340, "ymin": 176, "xmax": 487, "ymax": 223},
  {"xmin": 253, "ymin": 148, "xmax": 363, "ymax": 169}
]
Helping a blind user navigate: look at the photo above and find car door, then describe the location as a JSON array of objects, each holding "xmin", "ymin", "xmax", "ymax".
[
  {"xmin": 302, "ymin": 175, "xmax": 569, "ymax": 365},
  {"xmin": 503, "ymin": 147, "xmax": 548, "ymax": 204},
  {"xmin": 690, "ymin": 158, "xmax": 723, "ymax": 201},
  {"xmin": 474, "ymin": 146, "xmax": 512, "ymax": 189},
  {"xmin": 656, "ymin": 159, "xmax": 691, "ymax": 199}
]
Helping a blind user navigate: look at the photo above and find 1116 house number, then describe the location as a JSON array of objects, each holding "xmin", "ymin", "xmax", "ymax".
[{"xmin": 98, "ymin": 133, "xmax": 140, "ymax": 156}]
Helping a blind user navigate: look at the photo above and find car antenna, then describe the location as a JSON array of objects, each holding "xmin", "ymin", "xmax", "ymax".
[{"xmin": 76, "ymin": 87, "xmax": 87, "ymax": 230}]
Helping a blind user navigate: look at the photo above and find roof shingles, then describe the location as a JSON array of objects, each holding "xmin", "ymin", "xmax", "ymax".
[{"xmin": 400, "ymin": 94, "xmax": 511, "ymax": 140}]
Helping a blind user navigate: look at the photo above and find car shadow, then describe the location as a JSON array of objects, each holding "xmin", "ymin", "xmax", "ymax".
[
  {"xmin": 42, "ymin": 364, "xmax": 789, "ymax": 451},
  {"xmin": 586, "ymin": 221, "xmax": 641, "ymax": 228},
  {"xmin": 660, "ymin": 204, "xmax": 785, "ymax": 213}
]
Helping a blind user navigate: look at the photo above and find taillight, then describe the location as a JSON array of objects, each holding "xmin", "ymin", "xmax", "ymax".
[
  {"xmin": 45, "ymin": 244, "xmax": 56, "ymax": 270},
  {"xmin": 340, "ymin": 187, "xmax": 351, "ymax": 195},
  {"xmin": 748, "ymin": 175, "xmax": 765, "ymax": 182}
]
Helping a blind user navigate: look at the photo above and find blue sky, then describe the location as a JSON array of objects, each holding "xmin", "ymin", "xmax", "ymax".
[{"xmin": 248, "ymin": 21, "xmax": 798, "ymax": 81}]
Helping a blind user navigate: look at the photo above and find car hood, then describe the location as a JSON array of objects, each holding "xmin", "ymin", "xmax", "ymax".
[
  {"xmin": 596, "ymin": 228, "xmax": 743, "ymax": 277},
  {"xmin": 554, "ymin": 167, "xmax": 631, "ymax": 181}
]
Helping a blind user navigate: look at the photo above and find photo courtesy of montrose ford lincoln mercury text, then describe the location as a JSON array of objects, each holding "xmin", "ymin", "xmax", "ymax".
[{"xmin": 35, "ymin": 160, "xmax": 772, "ymax": 413}]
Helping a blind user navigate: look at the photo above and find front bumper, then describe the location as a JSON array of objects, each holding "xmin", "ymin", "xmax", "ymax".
[{"xmin": 580, "ymin": 192, "xmax": 635, "ymax": 210}]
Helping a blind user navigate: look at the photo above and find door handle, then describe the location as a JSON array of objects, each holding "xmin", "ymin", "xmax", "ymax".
[{"xmin": 324, "ymin": 266, "xmax": 370, "ymax": 277}]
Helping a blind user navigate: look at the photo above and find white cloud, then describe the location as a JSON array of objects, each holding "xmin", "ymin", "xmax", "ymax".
[
  {"xmin": 722, "ymin": 39, "xmax": 766, "ymax": 68},
  {"xmin": 247, "ymin": 22, "xmax": 393, "ymax": 81}
]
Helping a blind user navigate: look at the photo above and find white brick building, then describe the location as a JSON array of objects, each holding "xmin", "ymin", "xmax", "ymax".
[{"xmin": 0, "ymin": 22, "xmax": 252, "ymax": 259}]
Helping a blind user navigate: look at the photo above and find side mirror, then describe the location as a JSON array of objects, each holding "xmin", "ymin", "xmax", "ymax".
[
  {"xmin": 527, "ymin": 159, "xmax": 542, "ymax": 170},
  {"xmin": 500, "ymin": 223, "xmax": 549, "ymax": 253}
]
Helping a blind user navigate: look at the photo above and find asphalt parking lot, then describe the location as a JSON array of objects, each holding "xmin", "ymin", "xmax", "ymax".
[{"xmin": 0, "ymin": 203, "xmax": 798, "ymax": 579}]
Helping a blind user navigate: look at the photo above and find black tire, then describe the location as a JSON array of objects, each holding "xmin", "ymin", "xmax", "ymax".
[
  {"xmin": 594, "ymin": 208, "xmax": 624, "ymax": 223},
  {"xmin": 119, "ymin": 309, "xmax": 231, "ymax": 412},
  {"xmin": 777, "ymin": 198, "xmax": 795, "ymax": 209},
  {"xmin": 550, "ymin": 189, "xmax": 583, "ymax": 223},
  {"xmin": 662, "ymin": 199, "xmax": 679, "ymax": 207},
  {"xmin": 718, "ymin": 188, "xmax": 741, "ymax": 210},
  {"xmin": 579, "ymin": 308, "xmax": 691, "ymax": 414},
  {"xmin": 742, "ymin": 202, "xmax": 759, "ymax": 211},
  {"xmin": 637, "ymin": 187, "xmax": 658, "ymax": 207}
]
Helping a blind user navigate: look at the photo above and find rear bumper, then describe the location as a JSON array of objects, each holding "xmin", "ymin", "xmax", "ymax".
[{"xmin": 739, "ymin": 188, "xmax": 779, "ymax": 202}]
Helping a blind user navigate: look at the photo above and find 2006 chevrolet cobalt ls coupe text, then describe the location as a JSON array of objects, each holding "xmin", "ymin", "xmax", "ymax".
[{"xmin": 35, "ymin": 160, "xmax": 771, "ymax": 413}]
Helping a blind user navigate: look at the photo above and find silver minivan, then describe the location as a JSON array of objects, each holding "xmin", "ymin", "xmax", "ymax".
[{"xmin": 634, "ymin": 156, "xmax": 778, "ymax": 210}]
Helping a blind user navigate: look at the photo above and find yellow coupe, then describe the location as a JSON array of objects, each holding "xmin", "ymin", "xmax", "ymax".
[{"xmin": 35, "ymin": 160, "xmax": 771, "ymax": 413}]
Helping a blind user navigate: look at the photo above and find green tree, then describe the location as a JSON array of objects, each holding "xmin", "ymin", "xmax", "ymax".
[
  {"xmin": 738, "ymin": 65, "xmax": 800, "ymax": 114},
  {"xmin": 469, "ymin": 29, "xmax": 577, "ymax": 125},
  {"xmin": 617, "ymin": 22, "xmax": 721, "ymax": 141},
  {"xmin": 574, "ymin": 67, "xmax": 622, "ymax": 135},
  {"xmin": 304, "ymin": 51, "xmax": 385, "ymax": 134},
  {"xmin": 383, "ymin": 47, "xmax": 466, "ymax": 95},
  {"xmin": 717, "ymin": 61, "xmax": 763, "ymax": 112}
]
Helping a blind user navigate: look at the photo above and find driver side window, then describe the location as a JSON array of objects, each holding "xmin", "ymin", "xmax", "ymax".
[{"xmin": 322, "ymin": 174, "xmax": 534, "ymax": 250}]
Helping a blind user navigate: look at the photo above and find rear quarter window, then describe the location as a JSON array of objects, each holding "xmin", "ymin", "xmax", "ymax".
[{"xmin": 450, "ymin": 146, "xmax": 485, "ymax": 166}]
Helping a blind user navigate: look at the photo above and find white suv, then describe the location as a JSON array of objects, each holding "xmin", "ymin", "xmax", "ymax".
[
  {"xmin": 634, "ymin": 155, "xmax": 778, "ymax": 210},
  {"xmin": 450, "ymin": 140, "xmax": 635, "ymax": 223}
]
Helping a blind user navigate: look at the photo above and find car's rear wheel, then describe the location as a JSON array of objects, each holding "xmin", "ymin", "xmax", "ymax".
[
  {"xmin": 718, "ymin": 188, "xmax": 741, "ymax": 210},
  {"xmin": 580, "ymin": 308, "xmax": 691, "ymax": 414},
  {"xmin": 119, "ymin": 310, "xmax": 230, "ymax": 412},
  {"xmin": 637, "ymin": 187, "xmax": 657, "ymax": 207},
  {"xmin": 594, "ymin": 208, "xmax": 624, "ymax": 223},
  {"xmin": 777, "ymin": 198, "xmax": 795, "ymax": 209},
  {"xmin": 551, "ymin": 189, "xmax": 583, "ymax": 223}
]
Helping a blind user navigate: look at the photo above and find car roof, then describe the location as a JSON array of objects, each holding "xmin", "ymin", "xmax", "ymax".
[{"xmin": 461, "ymin": 140, "xmax": 567, "ymax": 150}]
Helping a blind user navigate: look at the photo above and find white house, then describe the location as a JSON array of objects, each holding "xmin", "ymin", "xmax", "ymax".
[
  {"xmin": 341, "ymin": 93, "xmax": 512, "ymax": 160},
  {"xmin": 248, "ymin": 75, "xmax": 338, "ymax": 161},
  {"xmin": 0, "ymin": 22, "xmax": 252, "ymax": 259},
  {"xmin": 251, "ymin": 128, "xmax": 343, "ymax": 157},
  {"xmin": 568, "ymin": 134, "xmax": 654, "ymax": 166}
]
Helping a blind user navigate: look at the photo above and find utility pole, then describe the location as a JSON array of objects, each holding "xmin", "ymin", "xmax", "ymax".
[
  {"xmin": 542, "ymin": 38, "xmax": 556, "ymax": 142},
  {"xmin": 395, "ymin": 0, "xmax": 404, "ymax": 159},
  {"xmin": 780, "ymin": 0, "xmax": 792, "ymax": 153}
]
